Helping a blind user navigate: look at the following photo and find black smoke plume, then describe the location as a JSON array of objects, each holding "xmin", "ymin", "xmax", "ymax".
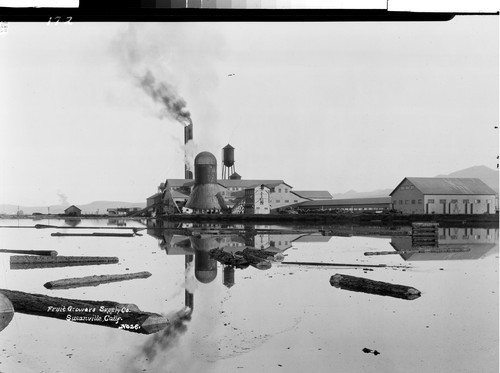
[{"xmin": 137, "ymin": 69, "xmax": 192, "ymax": 126}]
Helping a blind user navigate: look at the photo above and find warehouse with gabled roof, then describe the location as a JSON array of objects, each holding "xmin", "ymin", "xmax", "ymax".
[{"xmin": 390, "ymin": 177, "xmax": 497, "ymax": 215}]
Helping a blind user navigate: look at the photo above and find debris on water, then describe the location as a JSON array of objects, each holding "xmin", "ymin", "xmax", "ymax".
[{"xmin": 362, "ymin": 348, "xmax": 380, "ymax": 355}]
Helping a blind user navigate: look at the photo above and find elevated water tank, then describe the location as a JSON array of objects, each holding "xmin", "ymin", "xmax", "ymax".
[{"xmin": 222, "ymin": 144, "xmax": 235, "ymax": 167}]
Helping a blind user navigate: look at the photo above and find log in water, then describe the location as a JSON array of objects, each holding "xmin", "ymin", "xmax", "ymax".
[
  {"xmin": 10, "ymin": 255, "xmax": 119, "ymax": 270},
  {"xmin": 0, "ymin": 289, "xmax": 172, "ymax": 334},
  {"xmin": 0, "ymin": 249, "xmax": 58, "ymax": 256},
  {"xmin": 329, "ymin": 274, "xmax": 421, "ymax": 300},
  {"xmin": 44, "ymin": 271, "xmax": 152, "ymax": 290}
]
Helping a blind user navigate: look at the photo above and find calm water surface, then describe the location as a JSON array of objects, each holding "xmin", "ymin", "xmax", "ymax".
[{"xmin": 0, "ymin": 218, "xmax": 498, "ymax": 373}]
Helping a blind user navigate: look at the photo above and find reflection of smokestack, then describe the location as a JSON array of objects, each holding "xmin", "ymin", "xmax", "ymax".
[
  {"xmin": 223, "ymin": 265, "xmax": 235, "ymax": 288},
  {"xmin": 185, "ymin": 255, "xmax": 194, "ymax": 310},
  {"xmin": 184, "ymin": 123, "xmax": 193, "ymax": 180}
]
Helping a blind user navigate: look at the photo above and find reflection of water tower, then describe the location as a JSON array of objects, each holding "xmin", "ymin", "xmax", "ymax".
[{"xmin": 221, "ymin": 144, "xmax": 237, "ymax": 180}]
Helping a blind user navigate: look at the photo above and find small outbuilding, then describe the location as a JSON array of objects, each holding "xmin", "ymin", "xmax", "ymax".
[{"xmin": 64, "ymin": 205, "xmax": 81, "ymax": 216}]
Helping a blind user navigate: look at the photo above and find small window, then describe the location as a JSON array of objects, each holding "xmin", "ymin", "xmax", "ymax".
[
  {"xmin": 475, "ymin": 199, "xmax": 481, "ymax": 203},
  {"xmin": 285, "ymin": 189, "xmax": 288, "ymax": 193},
  {"xmin": 285, "ymin": 200, "xmax": 289, "ymax": 203},
  {"xmin": 405, "ymin": 200, "xmax": 409, "ymax": 204},
  {"xmin": 451, "ymin": 199, "xmax": 458, "ymax": 203},
  {"xmin": 399, "ymin": 200, "xmax": 403, "ymax": 204},
  {"xmin": 463, "ymin": 199, "xmax": 469, "ymax": 203},
  {"xmin": 439, "ymin": 199, "xmax": 446, "ymax": 203},
  {"xmin": 278, "ymin": 188, "xmax": 282, "ymax": 193},
  {"xmin": 294, "ymin": 200, "xmax": 298, "ymax": 203},
  {"xmin": 411, "ymin": 200, "xmax": 415, "ymax": 204},
  {"xmin": 428, "ymin": 199, "xmax": 435, "ymax": 203},
  {"xmin": 410, "ymin": 186, "xmax": 414, "ymax": 190},
  {"xmin": 418, "ymin": 199, "xmax": 422, "ymax": 204},
  {"xmin": 276, "ymin": 200, "xmax": 280, "ymax": 203}
]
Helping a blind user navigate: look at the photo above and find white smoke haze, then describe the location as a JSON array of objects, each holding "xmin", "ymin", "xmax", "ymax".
[
  {"xmin": 56, "ymin": 191, "xmax": 69, "ymax": 206},
  {"xmin": 184, "ymin": 139, "xmax": 197, "ymax": 173}
]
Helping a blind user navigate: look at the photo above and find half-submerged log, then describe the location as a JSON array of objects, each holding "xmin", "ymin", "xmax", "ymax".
[
  {"xmin": 0, "ymin": 289, "xmax": 174, "ymax": 334},
  {"xmin": 282, "ymin": 261, "xmax": 392, "ymax": 268},
  {"xmin": 51, "ymin": 232, "xmax": 135, "ymax": 237},
  {"xmin": 10, "ymin": 255, "xmax": 118, "ymax": 270},
  {"xmin": 0, "ymin": 249, "xmax": 58, "ymax": 256},
  {"xmin": 44, "ymin": 271, "xmax": 152, "ymax": 290},
  {"xmin": 364, "ymin": 247, "xmax": 470, "ymax": 256},
  {"xmin": 329, "ymin": 274, "xmax": 421, "ymax": 300}
]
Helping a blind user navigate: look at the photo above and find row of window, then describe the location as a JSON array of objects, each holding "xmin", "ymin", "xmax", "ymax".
[
  {"xmin": 395, "ymin": 199, "xmax": 489, "ymax": 205},
  {"xmin": 400, "ymin": 185, "xmax": 415, "ymax": 191}
]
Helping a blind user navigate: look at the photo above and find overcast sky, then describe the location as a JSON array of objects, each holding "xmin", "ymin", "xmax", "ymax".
[{"xmin": 0, "ymin": 16, "xmax": 498, "ymax": 206}]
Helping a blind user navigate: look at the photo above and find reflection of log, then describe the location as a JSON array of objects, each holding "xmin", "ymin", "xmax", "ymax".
[
  {"xmin": 0, "ymin": 289, "xmax": 170, "ymax": 334},
  {"xmin": 0, "ymin": 249, "xmax": 58, "ymax": 256},
  {"xmin": 329, "ymin": 274, "xmax": 421, "ymax": 300},
  {"xmin": 51, "ymin": 232, "xmax": 135, "ymax": 237},
  {"xmin": 364, "ymin": 247, "xmax": 470, "ymax": 256},
  {"xmin": 44, "ymin": 271, "xmax": 152, "ymax": 290},
  {"xmin": 10, "ymin": 255, "xmax": 119, "ymax": 270}
]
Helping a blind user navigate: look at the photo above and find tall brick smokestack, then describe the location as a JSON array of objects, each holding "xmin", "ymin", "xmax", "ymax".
[{"xmin": 184, "ymin": 123, "xmax": 193, "ymax": 180}]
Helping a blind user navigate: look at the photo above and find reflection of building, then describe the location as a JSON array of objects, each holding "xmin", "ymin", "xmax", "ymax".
[
  {"xmin": 64, "ymin": 205, "xmax": 81, "ymax": 216},
  {"xmin": 391, "ymin": 227, "xmax": 498, "ymax": 260},
  {"xmin": 390, "ymin": 177, "xmax": 496, "ymax": 214},
  {"xmin": 107, "ymin": 207, "xmax": 142, "ymax": 216}
]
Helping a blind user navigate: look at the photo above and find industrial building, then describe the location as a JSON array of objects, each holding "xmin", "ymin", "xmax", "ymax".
[
  {"xmin": 298, "ymin": 197, "xmax": 392, "ymax": 212},
  {"xmin": 390, "ymin": 177, "xmax": 497, "ymax": 214}
]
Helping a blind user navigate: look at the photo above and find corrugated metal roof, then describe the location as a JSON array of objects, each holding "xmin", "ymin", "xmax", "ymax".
[
  {"xmin": 300, "ymin": 197, "xmax": 391, "ymax": 207},
  {"xmin": 293, "ymin": 190, "xmax": 333, "ymax": 199},
  {"xmin": 390, "ymin": 177, "xmax": 496, "ymax": 196}
]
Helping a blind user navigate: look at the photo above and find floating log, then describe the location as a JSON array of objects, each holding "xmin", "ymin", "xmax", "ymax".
[
  {"xmin": 364, "ymin": 247, "xmax": 471, "ymax": 256},
  {"xmin": 236, "ymin": 249, "xmax": 272, "ymax": 270},
  {"xmin": 51, "ymin": 232, "xmax": 135, "ymax": 237},
  {"xmin": 35, "ymin": 224, "xmax": 144, "ymax": 231},
  {"xmin": 0, "ymin": 249, "xmax": 58, "ymax": 256},
  {"xmin": 10, "ymin": 255, "xmax": 118, "ymax": 270},
  {"xmin": 329, "ymin": 274, "xmax": 421, "ymax": 300},
  {"xmin": 209, "ymin": 248, "xmax": 249, "ymax": 269},
  {"xmin": 240, "ymin": 248, "xmax": 284, "ymax": 262},
  {"xmin": 0, "ymin": 289, "xmax": 174, "ymax": 334},
  {"xmin": 44, "ymin": 271, "xmax": 152, "ymax": 290},
  {"xmin": 0, "ymin": 293, "xmax": 14, "ymax": 332},
  {"xmin": 282, "ymin": 261, "xmax": 389, "ymax": 268}
]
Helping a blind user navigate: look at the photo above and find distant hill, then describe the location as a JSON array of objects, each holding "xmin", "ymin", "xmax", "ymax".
[
  {"xmin": 331, "ymin": 165, "xmax": 499, "ymax": 200},
  {"xmin": 0, "ymin": 201, "xmax": 146, "ymax": 215},
  {"xmin": 436, "ymin": 165, "xmax": 498, "ymax": 194},
  {"xmin": 330, "ymin": 188, "xmax": 393, "ymax": 199}
]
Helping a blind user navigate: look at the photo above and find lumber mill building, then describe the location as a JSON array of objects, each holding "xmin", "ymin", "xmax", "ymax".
[
  {"xmin": 390, "ymin": 177, "xmax": 497, "ymax": 215},
  {"xmin": 146, "ymin": 144, "xmax": 332, "ymax": 216}
]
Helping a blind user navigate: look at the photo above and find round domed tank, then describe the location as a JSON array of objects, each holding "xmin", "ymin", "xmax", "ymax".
[
  {"xmin": 222, "ymin": 144, "xmax": 235, "ymax": 167},
  {"xmin": 194, "ymin": 151, "xmax": 217, "ymax": 185}
]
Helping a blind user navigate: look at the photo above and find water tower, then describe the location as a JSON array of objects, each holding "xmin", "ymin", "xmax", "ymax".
[{"xmin": 221, "ymin": 144, "xmax": 236, "ymax": 179}]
